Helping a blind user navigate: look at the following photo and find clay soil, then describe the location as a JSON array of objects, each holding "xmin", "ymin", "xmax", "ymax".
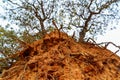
[{"xmin": 1, "ymin": 30, "xmax": 120, "ymax": 80}]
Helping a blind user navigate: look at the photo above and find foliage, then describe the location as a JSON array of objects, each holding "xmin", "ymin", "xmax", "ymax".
[
  {"xmin": 2, "ymin": 0, "xmax": 58, "ymax": 38},
  {"xmin": 0, "ymin": 26, "xmax": 19, "ymax": 72},
  {"xmin": 2, "ymin": 0, "xmax": 120, "ymax": 42}
]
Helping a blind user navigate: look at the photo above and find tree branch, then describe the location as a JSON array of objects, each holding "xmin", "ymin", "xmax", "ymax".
[
  {"xmin": 8, "ymin": 0, "xmax": 21, "ymax": 7},
  {"xmin": 36, "ymin": 0, "xmax": 46, "ymax": 19}
]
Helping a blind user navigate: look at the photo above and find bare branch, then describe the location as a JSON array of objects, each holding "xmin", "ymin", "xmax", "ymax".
[
  {"xmin": 87, "ymin": 0, "xmax": 94, "ymax": 11},
  {"xmin": 52, "ymin": 19, "xmax": 61, "ymax": 38},
  {"xmin": 8, "ymin": 0, "xmax": 21, "ymax": 7},
  {"xmin": 39, "ymin": 0, "xmax": 46, "ymax": 19}
]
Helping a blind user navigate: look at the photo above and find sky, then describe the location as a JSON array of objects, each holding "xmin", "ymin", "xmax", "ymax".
[
  {"xmin": 96, "ymin": 28, "xmax": 120, "ymax": 56},
  {"xmin": 0, "ymin": 1, "xmax": 120, "ymax": 56}
]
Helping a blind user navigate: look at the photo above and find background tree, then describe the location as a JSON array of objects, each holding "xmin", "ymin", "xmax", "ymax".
[
  {"xmin": 62, "ymin": 0, "xmax": 120, "ymax": 42},
  {"xmin": 2, "ymin": 0, "xmax": 120, "ymax": 42},
  {"xmin": 2, "ymin": 0, "xmax": 58, "ymax": 39},
  {"xmin": 0, "ymin": 26, "xmax": 19, "ymax": 73}
]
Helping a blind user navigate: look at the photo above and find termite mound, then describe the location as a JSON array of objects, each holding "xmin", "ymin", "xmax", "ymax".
[{"xmin": 1, "ymin": 30, "xmax": 120, "ymax": 80}]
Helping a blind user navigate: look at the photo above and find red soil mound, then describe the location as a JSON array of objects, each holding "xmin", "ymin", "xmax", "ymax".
[{"xmin": 1, "ymin": 30, "xmax": 120, "ymax": 80}]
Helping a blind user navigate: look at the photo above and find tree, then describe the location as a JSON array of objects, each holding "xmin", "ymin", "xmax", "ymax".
[
  {"xmin": 2, "ymin": 0, "xmax": 120, "ymax": 42},
  {"xmin": 2, "ymin": 0, "xmax": 58, "ymax": 39},
  {"xmin": 62, "ymin": 0, "xmax": 120, "ymax": 42},
  {"xmin": 0, "ymin": 26, "xmax": 19, "ymax": 72}
]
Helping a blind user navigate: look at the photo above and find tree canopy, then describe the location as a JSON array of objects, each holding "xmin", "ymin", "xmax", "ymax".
[{"xmin": 2, "ymin": 0, "xmax": 120, "ymax": 41}]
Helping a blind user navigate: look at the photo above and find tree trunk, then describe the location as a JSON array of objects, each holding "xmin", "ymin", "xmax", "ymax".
[
  {"xmin": 79, "ymin": 13, "xmax": 93, "ymax": 42},
  {"xmin": 79, "ymin": 28, "xmax": 86, "ymax": 42},
  {"xmin": 40, "ymin": 20, "xmax": 46, "ymax": 38}
]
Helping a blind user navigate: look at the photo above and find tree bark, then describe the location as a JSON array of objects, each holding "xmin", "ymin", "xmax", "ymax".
[
  {"xmin": 79, "ymin": 13, "xmax": 92, "ymax": 42},
  {"xmin": 40, "ymin": 20, "xmax": 46, "ymax": 38}
]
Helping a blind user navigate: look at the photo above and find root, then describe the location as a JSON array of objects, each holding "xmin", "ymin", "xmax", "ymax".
[
  {"xmin": 52, "ymin": 19, "xmax": 63, "ymax": 38},
  {"xmin": 17, "ymin": 63, "xmax": 28, "ymax": 80},
  {"xmin": 87, "ymin": 38, "xmax": 120, "ymax": 54}
]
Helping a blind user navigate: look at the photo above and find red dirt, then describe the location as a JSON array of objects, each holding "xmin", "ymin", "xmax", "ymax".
[{"xmin": 1, "ymin": 30, "xmax": 120, "ymax": 80}]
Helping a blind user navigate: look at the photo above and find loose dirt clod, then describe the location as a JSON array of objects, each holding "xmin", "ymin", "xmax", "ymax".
[{"xmin": 1, "ymin": 30, "xmax": 120, "ymax": 80}]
